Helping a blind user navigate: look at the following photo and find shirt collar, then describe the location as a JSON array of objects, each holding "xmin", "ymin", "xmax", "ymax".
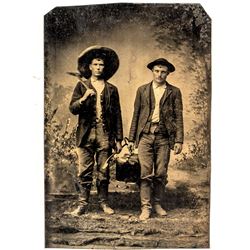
[
  {"xmin": 152, "ymin": 81, "xmax": 167, "ymax": 89},
  {"xmin": 91, "ymin": 77, "xmax": 105, "ymax": 85}
]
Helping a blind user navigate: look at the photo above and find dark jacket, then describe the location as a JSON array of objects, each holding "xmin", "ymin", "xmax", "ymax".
[
  {"xmin": 69, "ymin": 79, "xmax": 123, "ymax": 147},
  {"xmin": 129, "ymin": 81, "xmax": 184, "ymax": 149}
]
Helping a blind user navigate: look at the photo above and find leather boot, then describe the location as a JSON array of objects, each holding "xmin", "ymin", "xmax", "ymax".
[
  {"xmin": 71, "ymin": 201, "xmax": 87, "ymax": 216},
  {"xmin": 140, "ymin": 180, "xmax": 152, "ymax": 209},
  {"xmin": 139, "ymin": 207, "xmax": 151, "ymax": 221},
  {"xmin": 154, "ymin": 204, "xmax": 167, "ymax": 216},
  {"xmin": 71, "ymin": 185, "xmax": 90, "ymax": 216},
  {"xmin": 97, "ymin": 180, "xmax": 114, "ymax": 215},
  {"xmin": 153, "ymin": 179, "xmax": 167, "ymax": 216},
  {"xmin": 139, "ymin": 180, "xmax": 152, "ymax": 220},
  {"xmin": 100, "ymin": 202, "xmax": 114, "ymax": 215}
]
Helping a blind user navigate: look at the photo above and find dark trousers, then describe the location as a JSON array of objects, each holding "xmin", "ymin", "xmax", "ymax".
[
  {"xmin": 76, "ymin": 122, "xmax": 111, "ymax": 204},
  {"xmin": 138, "ymin": 132, "xmax": 170, "ymax": 209}
]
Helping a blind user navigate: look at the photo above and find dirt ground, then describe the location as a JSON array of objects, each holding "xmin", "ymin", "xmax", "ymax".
[{"xmin": 45, "ymin": 167, "xmax": 210, "ymax": 248}]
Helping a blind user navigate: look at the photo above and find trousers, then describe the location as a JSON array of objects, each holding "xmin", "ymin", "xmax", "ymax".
[
  {"xmin": 138, "ymin": 132, "xmax": 170, "ymax": 209},
  {"xmin": 76, "ymin": 121, "xmax": 111, "ymax": 203}
]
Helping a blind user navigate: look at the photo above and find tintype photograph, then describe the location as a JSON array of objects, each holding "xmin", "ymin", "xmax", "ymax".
[{"xmin": 44, "ymin": 3, "xmax": 211, "ymax": 248}]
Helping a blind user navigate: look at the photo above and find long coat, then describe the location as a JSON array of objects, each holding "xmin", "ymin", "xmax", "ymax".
[
  {"xmin": 129, "ymin": 81, "xmax": 184, "ymax": 149},
  {"xmin": 69, "ymin": 79, "xmax": 123, "ymax": 147}
]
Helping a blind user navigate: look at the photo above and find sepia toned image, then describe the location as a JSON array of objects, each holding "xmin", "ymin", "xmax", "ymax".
[{"xmin": 44, "ymin": 3, "xmax": 211, "ymax": 248}]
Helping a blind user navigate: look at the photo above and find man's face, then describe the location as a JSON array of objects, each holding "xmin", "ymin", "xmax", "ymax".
[
  {"xmin": 152, "ymin": 65, "xmax": 169, "ymax": 84},
  {"xmin": 89, "ymin": 58, "xmax": 105, "ymax": 77}
]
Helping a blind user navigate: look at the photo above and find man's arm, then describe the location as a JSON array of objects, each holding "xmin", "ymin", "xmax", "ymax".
[
  {"xmin": 69, "ymin": 82, "xmax": 95, "ymax": 115},
  {"xmin": 174, "ymin": 88, "xmax": 184, "ymax": 154},
  {"xmin": 113, "ymin": 87, "xmax": 123, "ymax": 142},
  {"xmin": 128, "ymin": 88, "xmax": 141, "ymax": 146}
]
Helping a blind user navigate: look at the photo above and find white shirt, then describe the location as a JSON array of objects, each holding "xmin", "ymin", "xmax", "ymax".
[
  {"xmin": 91, "ymin": 79, "xmax": 105, "ymax": 119},
  {"xmin": 151, "ymin": 81, "xmax": 167, "ymax": 123}
]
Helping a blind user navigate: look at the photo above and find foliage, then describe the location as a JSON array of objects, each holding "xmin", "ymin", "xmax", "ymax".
[
  {"xmin": 149, "ymin": 4, "xmax": 211, "ymax": 170},
  {"xmin": 150, "ymin": 4, "xmax": 211, "ymax": 55},
  {"xmin": 44, "ymin": 84, "xmax": 77, "ymax": 194}
]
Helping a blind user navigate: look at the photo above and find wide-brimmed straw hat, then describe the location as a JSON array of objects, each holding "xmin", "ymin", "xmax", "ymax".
[
  {"xmin": 147, "ymin": 58, "xmax": 175, "ymax": 72},
  {"xmin": 77, "ymin": 45, "xmax": 119, "ymax": 80}
]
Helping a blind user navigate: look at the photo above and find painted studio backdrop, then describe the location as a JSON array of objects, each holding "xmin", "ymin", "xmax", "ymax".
[{"xmin": 44, "ymin": 3, "xmax": 211, "ymax": 248}]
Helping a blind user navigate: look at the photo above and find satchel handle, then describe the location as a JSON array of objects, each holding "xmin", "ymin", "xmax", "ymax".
[{"xmin": 123, "ymin": 137, "xmax": 129, "ymax": 145}]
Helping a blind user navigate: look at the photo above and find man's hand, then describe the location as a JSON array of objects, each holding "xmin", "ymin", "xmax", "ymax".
[
  {"xmin": 174, "ymin": 143, "xmax": 183, "ymax": 155},
  {"xmin": 127, "ymin": 141, "xmax": 135, "ymax": 153},
  {"xmin": 79, "ymin": 89, "xmax": 96, "ymax": 104},
  {"xmin": 116, "ymin": 141, "xmax": 122, "ymax": 153}
]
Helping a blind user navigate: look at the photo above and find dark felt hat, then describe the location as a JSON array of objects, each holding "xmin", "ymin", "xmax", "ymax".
[
  {"xmin": 77, "ymin": 45, "xmax": 119, "ymax": 80},
  {"xmin": 147, "ymin": 58, "xmax": 175, "ymax": 72}
]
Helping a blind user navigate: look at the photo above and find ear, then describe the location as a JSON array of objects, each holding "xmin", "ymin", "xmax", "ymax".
[{"xmin": 89, "ymin": 64, "xmax": 92, "ymax": 71}]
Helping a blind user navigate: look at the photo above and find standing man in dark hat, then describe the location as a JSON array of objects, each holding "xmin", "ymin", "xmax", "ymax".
[
  {"xmin": 128, "ymin": 58, "xmax": 184, "ymax": 221},
  {"xmin": 69, "ymin": 46, "xmax": 123, "ymax": 215}
]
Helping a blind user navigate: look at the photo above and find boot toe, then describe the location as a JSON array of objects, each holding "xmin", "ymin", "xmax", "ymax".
[
  {"xmin": 70, "ymin": 206, "xmax": 86, "ymax": 216},
  {"xmin": 101, "ymin": 203, "xmax": 115, "ymax": 215},
  {"xmin": 139, "ymin": 209, "xmax": 151, "ymax": 221},
  {"xmin": 154, "ymin": 205, "xmax": 167, "ymax": 216}
]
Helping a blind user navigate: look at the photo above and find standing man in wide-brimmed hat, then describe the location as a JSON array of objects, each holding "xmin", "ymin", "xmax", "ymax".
[
  {"xmin": 128, "ymin": 58, "xmax": 184, "ymax": 220},
  {"xmin": 69, "ymin": 46, "xmax": 123, "ymax": 215}
]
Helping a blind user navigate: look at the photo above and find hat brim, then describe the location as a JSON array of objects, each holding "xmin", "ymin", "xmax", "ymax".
[
  {"xmin": 78, "ymin": 46, "xmax": 119, "ymax": 80},
  {"xmin": 147, "ymin": 60, "xmax": 175, "ymax": 73}
]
